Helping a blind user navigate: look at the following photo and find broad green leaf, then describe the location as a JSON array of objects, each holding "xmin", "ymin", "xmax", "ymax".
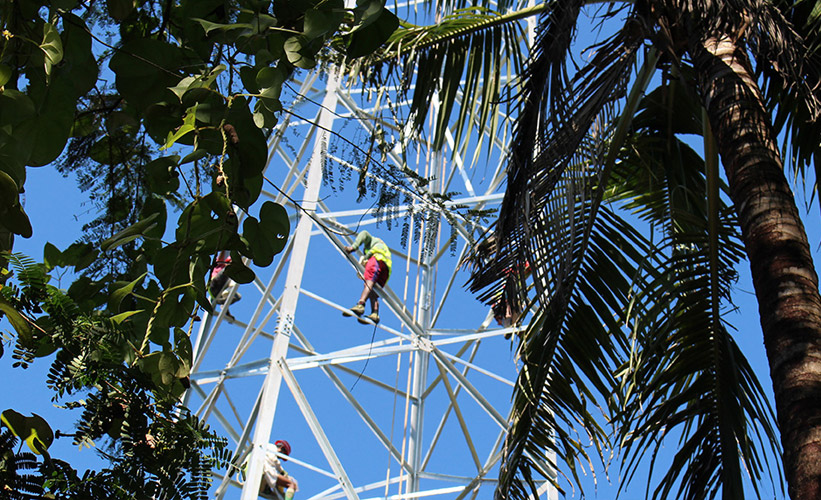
[
  {"xmin": 346, "ymin": 0, "xmax": 399, "ymax": 58},
  {"xmin": 243, "ymin": 201, "xmax": 289, "ymax": 267},
  {"xmin": 180, "ymin": 149, "xmax": 208, "ymax": 164},
  {"xmin": 258, "ymin": 32, "xmax": 286, "ymax": 62},
  {"xmin": 283, "ymin": 36, "xmax": 316, "ymax": 69},
  {"xmin": 145, "ymin": 157, "xmax": 180, "ymax": 195},
  {"xmin": 175, "ymin": 192, "xmax": 235, "ymax": 252},
  {"xmin": 2, "ymin": 203, "xmax": 33, "ymax": 238},
  {"xmin": 174, "ymin": 327, "xmax": 193, "ymax": 375},
  {"xmin": 168, "ymin": 65, "xmax": 224, "ymax": 103},
  {"xmin": 88, "ymin": 136, "xmax": 130, "ymax": 165},
  {"xmin": 66, "ymin": 275, "xmax": 107, "ymax": 311},
  {"xmin": 255, "ymin": 66, "xmax": 287, "ymax": 98},
  {"xmin": 256, "ymin": 65, "xmax": 287, "ymax": 115},
  {"xmin": 154, "ymin": 244, "xmax": 188, "ymax": 288},
  {"xmin": 0, "ymin": 64, "xmax": 11, "ymax": 86},
  {"xmin": 0, "ymin": 296, "xmax": 33, "ymax": 343},
  {"xmin": 221, "ymin": 97, "xmax": 267, "ymax": 208},
  {"xmin": 240, "ymin": 0, "xmax": 271, "ymax": 9},
  {"xmin": 140, "ymin": 196, "xmax": 169, "ymax": 242},
  {"xmin": 0, "ymin": 88, "xmax": 50, "ymax": 173},
  {"xmin": 157, "ymin": 351, "xmax": 179, "ymax": 385},
  {"xmin": 61, "ymin": 14, "xmax": 98, "ymax": 97},
  {"xmin": 23, "ymin": 74, "xmax": 76, "ymax": 167},
  {"xmin": 240, "ymin": 66, "xmax": 260, "ymax": 93},
  {"xmin": 1, "ymin": 409, "xmax": 53, "ymax": 454},
  {"xmin": 101, "ymin": 213, "xmax": 160, "ymax": 251},
  {"xmin": 253, "ymin": 104, "xmax": 279, "ymax": 128},
  {"xmin": 58, "ymin": 242, "xmax": 97, "ymax": 271},
  {"xmin": 250, "ymin": 12, "xmax": 279, "ymax": 31},
  {"xmin": 224, "ymin": 256, "xmax": 255, "ymax": 284},
  {"xmin": 169, "ymin": 76, "xmax": 200, "ymax": 102},
  {"xmin": 195, "ymin": 282, "xmax": 213, "ymax": 313},
  {"xmin": 110, "ymin": 39, "xmax": 198, "ymax": 112},
  {"xmin": 192, "ymin": 95, "xmax": 228, "ymax": 126},
  {"xmin": 41, "ymin": 23, "xmax": 63, "ymax": 79},
  {"xmin": 304, "ymin": 7, "xmax": 344, "ymax": 40},
  {"xmin": 161, "ymin": 104, "xmax": 199, "ymax": 151},
  {"xmin": 107, "ymin": 0, "xmax": 134, "ymax": 21},
  {"xmin": 0, "ymin": 170, "xmax": 19, "ymax": 209},
  {"xmin": 149, "ymin": 286, "xmax": 195, "ymax": 338},
  {"xmin": 193, "ymin": 18, "xmax": 255, "ymax": 35},
  {"xmin": 43, "ymin": 242, "xmax": 61, "ymax": 270},
  {"xmin": 109, "ymin": 273, "xmax": 147, "ymax": 311},
  {"xmin": 111, "ymin": 310, "xmax": 145, "ymax": 324},
  {"xmin": 260, "ymin": 89, "xmax": 283, "ymax": 112},
  {"xmin": 51, "ymin": 0, "xmax": 79, "ymax": 8}
]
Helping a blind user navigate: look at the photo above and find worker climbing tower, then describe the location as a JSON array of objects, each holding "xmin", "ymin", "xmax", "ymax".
[{"xmin": 184, "ymin": 3, "xmax": 557, "ymax": 499}]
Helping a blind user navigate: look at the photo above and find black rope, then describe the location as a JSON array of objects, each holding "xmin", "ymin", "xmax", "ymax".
[{"xmin": 349, "ymin": 321, "xmax": 378, "ymax": 392}]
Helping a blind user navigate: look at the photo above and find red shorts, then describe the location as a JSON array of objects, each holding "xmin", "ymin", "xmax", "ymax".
[{"xmin": 364, "ymin": 256, "xmax": 389, "ymax": 287}]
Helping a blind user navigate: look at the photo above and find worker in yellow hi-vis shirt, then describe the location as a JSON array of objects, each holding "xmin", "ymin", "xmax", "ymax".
[{"xmin": 343, "ymin": 230, "xmax": 392, "ymax": 325}]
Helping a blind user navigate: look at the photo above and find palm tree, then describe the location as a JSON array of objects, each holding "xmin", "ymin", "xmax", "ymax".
[
  {"xmin": 473, "ymin": 2, "xmax": 821, "ymax": 499},
  {"xmin": 354, "ymin": 0, "xmax": 821, "ymax": 498}
]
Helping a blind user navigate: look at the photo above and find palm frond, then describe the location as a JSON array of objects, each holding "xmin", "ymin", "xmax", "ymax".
[
  {"xmin": 477, "ymin": 7, "xmax": 783, "ymax": 495},
  {"xmin": 647, "ymin": 1, "xmax": 821, "ymax": 192},
  {"xmin": 461, "ymin": 12, "xmax": 648, "ymax": 499},
  {"xmin": 349, "ymin": 4, "xmax": 534, "ymax": 152},
  {"xmin": 608, "ymin": 82, "xmax": 782, "ymax": 499},
  {"xmin": 748, "ymin": 0, "xmax": 821, "ymax": 115},
  {"xmin": 471, "ymin": 9, "xmax": 643, "ymax": 312},
  {"xmin": 764, "ymin": 0, "xmax": 821, "ymax": 202},
  {"xmin": 498, "ymin": 202, "xmax": 658, "ymax": 499}
]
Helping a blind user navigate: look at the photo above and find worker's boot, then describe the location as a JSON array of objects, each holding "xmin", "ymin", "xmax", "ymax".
[
  {"xmin": 358, "ymin": 312, "xmax": 379, "ymax": 325},
  {"xmin": 344, "ymin": 303, "xmax": 365, "ymax": 317}
]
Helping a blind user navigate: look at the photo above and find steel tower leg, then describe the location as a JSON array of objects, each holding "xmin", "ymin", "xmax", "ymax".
[
  {"xmin": 405, "ymin": 150, "xmax": 444, "ymax": 494},
  {"xmin": 241, "ymin": 72, "xmax": 342, "ymax": 500}
]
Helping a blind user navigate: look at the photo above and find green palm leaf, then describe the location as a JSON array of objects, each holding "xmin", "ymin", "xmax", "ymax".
[
  {"xmin": 350, "ymin": 3, "xmax": 538, "ymax": 153},
  {"xmin": 610, "ymin": 85, "xmax": 781, "ymax": 499},
  {"xmin": 469, "ymin": 7, "xmax": 783, "ymax": 498}
]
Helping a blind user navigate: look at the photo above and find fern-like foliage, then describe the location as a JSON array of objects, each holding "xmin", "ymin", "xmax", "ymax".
[
  {"xmin": 0, "ymin": 429, "xmax": 44, "ymax": 499},
  {"xmin": 1, "ymin": 252, "xmax": 229, "ymax": 499}
]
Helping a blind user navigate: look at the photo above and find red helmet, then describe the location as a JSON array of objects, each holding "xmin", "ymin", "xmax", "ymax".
[{"xmin": 275, "ymin": 439, "xmax": 291, "ymax": 456}]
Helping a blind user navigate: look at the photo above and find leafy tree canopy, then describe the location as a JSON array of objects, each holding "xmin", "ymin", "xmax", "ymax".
[{"xmin": 0, "ymin": 0, "xmax": 397, "ymax": 497}]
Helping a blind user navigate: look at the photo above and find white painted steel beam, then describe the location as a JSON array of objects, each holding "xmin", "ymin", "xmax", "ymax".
[
  {"xmin": 279, "ymin": 359, "xmax": 360, "ymax": 500},
  {"xmin": 240, "ymin": 72, "xmax": 340, "ymax": 500}
]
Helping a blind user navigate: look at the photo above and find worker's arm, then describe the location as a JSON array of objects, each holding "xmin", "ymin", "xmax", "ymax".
[{"xmin": 345, "ymin": 230, "xmax": 372, "ymax": 253}]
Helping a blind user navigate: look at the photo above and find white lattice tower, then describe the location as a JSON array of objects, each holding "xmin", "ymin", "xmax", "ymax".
[{"xmin": 185, "ymin": 14, "xmax": 558, "ymax": 500}]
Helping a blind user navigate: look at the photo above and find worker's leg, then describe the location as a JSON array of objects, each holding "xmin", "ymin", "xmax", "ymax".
[
  {"xmin": 357, "ymin": 280, "xmax": 375, "ymax": 305},
  {"xmin": 345, "ymin": 280, "xmax": 373, "ymax": 317},
  {"xmin": 260, "ymin": 461, "xmax": 278, "ymax": 494},
  {"xmin": 368, "ymin": 288, "xmax": 379, "ymax": 314},
  {"xmin": 210, "ymin": 271, "xmax": 228, "ymax": 299},
  {"xmin": 276, "ymin": 475, "xmax": 298, "ymax": 499}
]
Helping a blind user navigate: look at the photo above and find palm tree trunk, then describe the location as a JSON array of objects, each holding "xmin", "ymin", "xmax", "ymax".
[{"xmin": 691, "ymin": 35, "xmax": 821, "ymax": 499}]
